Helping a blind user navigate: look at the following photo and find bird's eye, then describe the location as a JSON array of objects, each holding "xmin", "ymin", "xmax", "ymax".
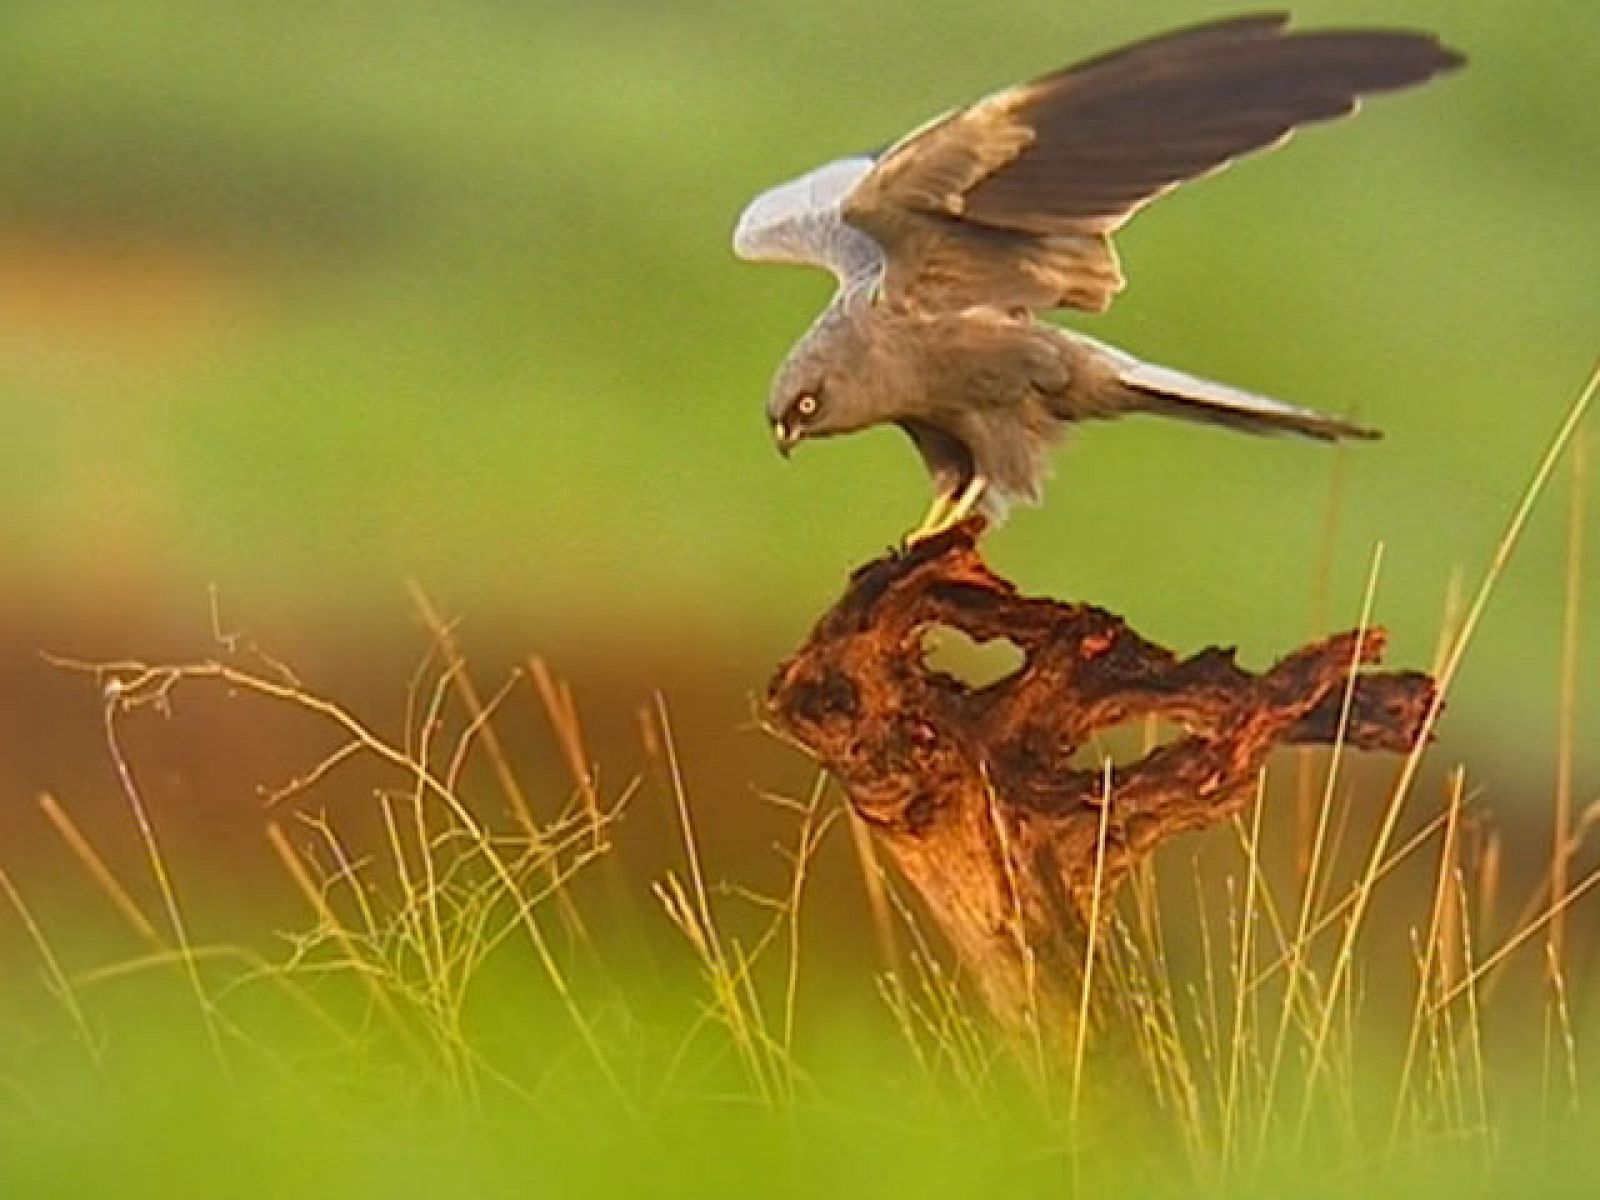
[{"xmin": 795, "ymin": 393, "xmax": 819, "ymax": 418}]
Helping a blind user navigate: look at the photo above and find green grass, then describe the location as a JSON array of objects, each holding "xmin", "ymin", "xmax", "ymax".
[{"xmin": 0, "ymin": 0, "xmax": 1596, "ymax": 756}]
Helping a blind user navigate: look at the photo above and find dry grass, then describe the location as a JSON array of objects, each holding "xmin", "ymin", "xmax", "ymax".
[{"xmin": 3, "ymin": 364, "xmax": 1595, "ymax": 1190}]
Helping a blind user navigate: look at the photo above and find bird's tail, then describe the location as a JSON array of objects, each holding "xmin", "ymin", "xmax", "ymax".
[{"xmin": 1100, "ymin": 346, "xmax": 1379, "ymax": 442}]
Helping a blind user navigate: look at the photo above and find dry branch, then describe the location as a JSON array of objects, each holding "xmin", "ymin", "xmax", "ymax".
[{"xmin": 766, "ymin": 520, "xmax": 1436, "ymax": 1041}]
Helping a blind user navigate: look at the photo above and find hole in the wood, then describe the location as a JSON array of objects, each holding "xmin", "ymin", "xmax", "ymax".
[
  {"xmin": 1068, "ymin": 718, "xmax": 1185, "ymax": 773},
  {"xmin": 921, "ymin": 625, "xmax": 1025, "ymax": 688}
]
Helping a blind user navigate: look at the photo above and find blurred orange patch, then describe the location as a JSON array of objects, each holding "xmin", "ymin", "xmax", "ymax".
[{"xmin": 0, "ymin": 230, "xmax": 255, "ymax": 378}]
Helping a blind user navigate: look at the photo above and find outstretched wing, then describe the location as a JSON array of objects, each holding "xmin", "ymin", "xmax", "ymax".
[
  {"xmin": 840, "ymin": 13, "xmax": 1463, "ymax": 315},
  {"xmin": 732, "ymin": 155, "xmax": 883, "ymax": 286}
]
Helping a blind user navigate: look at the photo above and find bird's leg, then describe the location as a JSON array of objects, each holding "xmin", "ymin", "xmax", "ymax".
[
  {"xmin": 903, "ymin": 485, "xmax": 959, "ymax": 547},
  {"xmin": 904, "ymin": 475, "xmax": 987, "ymax": 546},
  {"xmin": 944, "ymin": 474, "xmax": 988, "ymax": 525}
]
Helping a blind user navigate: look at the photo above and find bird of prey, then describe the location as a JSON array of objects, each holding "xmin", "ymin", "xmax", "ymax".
[{"xmin": 733, "ymin": 13, "xmax": 1462, "ymax": 542}]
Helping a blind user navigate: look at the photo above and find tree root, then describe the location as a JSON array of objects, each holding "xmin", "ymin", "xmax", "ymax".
[{"xmin": 766, "ymin": 519, "xmax": 1437, "ymax": 1039}]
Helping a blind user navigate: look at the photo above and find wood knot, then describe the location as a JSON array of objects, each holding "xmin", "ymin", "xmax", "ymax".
[{"xmin": 780, "ymin": 666, "xmax": 859, "ymax": 725}]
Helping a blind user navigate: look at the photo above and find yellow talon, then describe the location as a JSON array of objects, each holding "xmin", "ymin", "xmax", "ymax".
[
  {"xmin": 904, "ymin": 476, "xmax": 987, "ymax": 546},
  {"xmin": 904, "ymin": 488, "xmax": 957, "ymax": 546},
  {"xmin": 945, "ymin": 475, "xmax": 988, "ymax": 525}
]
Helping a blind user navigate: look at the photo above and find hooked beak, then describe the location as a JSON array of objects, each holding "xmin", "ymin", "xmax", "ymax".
[{"xmin": 772, "ymin": 419, "xmax": 797, "ymax": 459}]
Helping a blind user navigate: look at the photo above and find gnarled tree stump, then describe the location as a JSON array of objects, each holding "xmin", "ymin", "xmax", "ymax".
[{"xmin": 766, "ymin": 520, "xmax": 1436, "ymax": 1043}]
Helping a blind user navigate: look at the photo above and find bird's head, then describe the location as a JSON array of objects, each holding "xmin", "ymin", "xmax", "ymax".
[
  {"xmin": 766, "ymin": 326, "xmax": 873, "ymax": 457},
  {"xmin": 768, "ymin": 379, "xmax": 825, "ymax": 459}
]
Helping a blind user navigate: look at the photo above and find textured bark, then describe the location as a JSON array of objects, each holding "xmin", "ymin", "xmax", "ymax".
[{"xmin": 766, "ymin": 520, "xmax": 1436, "ymax": 1041}]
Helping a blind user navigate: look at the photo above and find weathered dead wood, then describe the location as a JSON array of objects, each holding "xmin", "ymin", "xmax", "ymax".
[{"xmin": 766, "ymin": 520, "xmax": 1436, "ymax": 1043}]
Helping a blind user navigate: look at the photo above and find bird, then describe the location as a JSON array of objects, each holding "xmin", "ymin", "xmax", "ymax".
[{"xmin": 732, "ymin": 13, "xmax": 1463, "ymax": 544}]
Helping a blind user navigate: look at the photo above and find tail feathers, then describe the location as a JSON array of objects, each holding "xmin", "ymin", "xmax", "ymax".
[{"xmin": 1120, "ymin": 359, "xmax": 1379, "ymax": 443}]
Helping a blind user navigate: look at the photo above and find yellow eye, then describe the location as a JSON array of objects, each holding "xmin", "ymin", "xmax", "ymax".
[{"xmin": 795, "ymin": 393, "xmax": 818, "ymax": 418}]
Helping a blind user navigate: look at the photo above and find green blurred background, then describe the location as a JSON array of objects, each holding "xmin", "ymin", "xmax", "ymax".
[
  {"xmin": 1, "ymin": 0, "xmax": 1595, "ymax": 943},
  {"xmin": 0, "ymin": 1, "xmax": 1596, "ymax": 1190}
]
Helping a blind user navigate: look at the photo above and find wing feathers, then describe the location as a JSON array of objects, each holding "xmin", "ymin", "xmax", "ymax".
[
  {"xmin": 967, "ymin": 29, "xmax": 1462, "ymax": 232},
  {"xmin": 834, "ymin": 16, "xmax": 1462, "ymax": 313},
  {"xmin": 732, "ymin": 156, "xmax": 882, "ymax": 284}
]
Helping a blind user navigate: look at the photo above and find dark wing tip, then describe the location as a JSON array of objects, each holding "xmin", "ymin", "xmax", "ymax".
[
  {"xmin": 1434, "ymin": 39, "xmax": 1469, "ymax": 74},
  {"xmin": 1067, "ymin": 16, "xmax": 1466, "ymax": 94},
  {"xmin": 1296, "ymin": 28, "xmax": 1468, "ymax": 91}
]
